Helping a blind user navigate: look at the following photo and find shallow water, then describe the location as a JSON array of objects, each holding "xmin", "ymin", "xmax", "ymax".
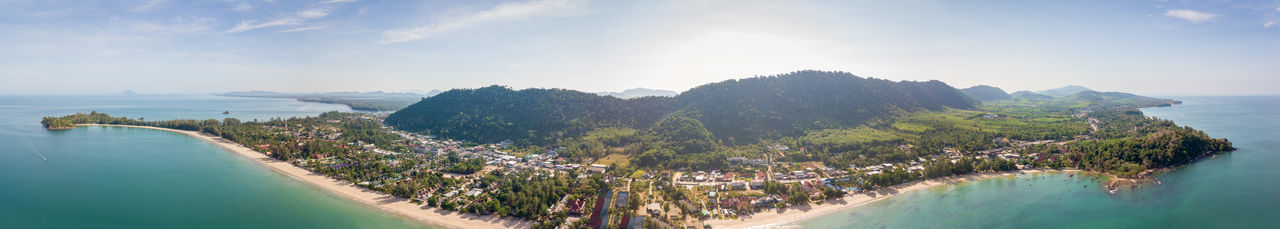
[{"xmin": 0, "ymin": 95, "xmax": 432, "ymax": 228}]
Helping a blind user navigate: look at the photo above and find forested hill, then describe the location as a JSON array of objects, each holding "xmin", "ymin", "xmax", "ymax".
[
  {"xmin": 674, "ymin": 71, "xmax": 976, "ymax": 144},
  {"xmin": 385, "ymin": 70, "xmax": 977, "ymax": 146},
  {"xmin": 960, "ymin": 85, "xmax": 1012, "ymax": 101},
  {"xmin": 385, "ymin": 86, "xmax": 677, "ymax": 145}
]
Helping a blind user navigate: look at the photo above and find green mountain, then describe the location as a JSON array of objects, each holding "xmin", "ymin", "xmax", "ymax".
[
  {"xmin": 1037, "ymin": 85, "xmax": 1092, "ymax": 97},
  {"xmin": 385, "ymin": 70, "xmax": 977, "ymax": 146},
  {"xmin": 1062, "ymin": 90, "xmax": 1180, "ymax": 108},
  {"xmin": 1010, "ymin": 90, "xmax": 1053, "ymax": 100},
  {"xmin": 385, "ymin": 86, "xmax": 676, "ymax": 145},
  {"xmin": 673, "ymin": 71, "xmax": 976, "ymax": 144},
  {"xmin": 960, "ymin": 85, "xmax": 1012, "ymax": 101}
]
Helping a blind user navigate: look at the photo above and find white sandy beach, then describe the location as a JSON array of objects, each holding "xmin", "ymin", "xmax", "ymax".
[
  {"xmin": 83, "ymin": 124, "xmax": 530, "ymax": 229},
  {"xmin": 705, "ymin": 170, "xmax": 1065, "ymax": 229},
  {"xmin": 84, "ymin": 124, "xmax": 1085, "ymax": 229}
]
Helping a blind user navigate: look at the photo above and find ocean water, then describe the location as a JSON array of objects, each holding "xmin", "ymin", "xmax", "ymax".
[
  {"xmin": 0, "ymin": 95, "xmax": 431, "ymax": 228},
  {"xmin": 800, "ymin": 96, "xmax": 1280, "ymax": 228}
]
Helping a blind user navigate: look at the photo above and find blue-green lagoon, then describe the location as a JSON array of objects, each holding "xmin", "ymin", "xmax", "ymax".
[
  {"xmin": 0, "ymin": 95, "xmax": 430, "ymax": 228},
  {"xmin": 800, "ymin": 96, "xmax": 1280, "ymax": 228}
]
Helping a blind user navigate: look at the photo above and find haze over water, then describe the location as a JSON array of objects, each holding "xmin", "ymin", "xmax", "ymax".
[
  {"xmin": 800, "ymin": 96, "xmax": 1280, "ymax": 228},
  {"xmin": 0, "ymin": 95, "xmax": 430, "ymax": 228}
]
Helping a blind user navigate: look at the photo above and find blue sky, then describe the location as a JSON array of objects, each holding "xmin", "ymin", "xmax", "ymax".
[{"xmin": 1, "ymin": 0, "xmax": 1278, "ymax": 95}]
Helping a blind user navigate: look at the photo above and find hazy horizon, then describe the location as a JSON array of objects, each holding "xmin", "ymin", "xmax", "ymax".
[{"xmin": 4, "ymin": 0, "xmax": 1279, "ymax": 95}]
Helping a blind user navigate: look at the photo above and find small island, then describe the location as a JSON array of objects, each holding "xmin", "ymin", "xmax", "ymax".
[
  {"xmin": 41, "ymin": 116, "xmax": 78, "ymax": 130},
  {"xmin": 44, "ymin": 71, "xmax": 1236, "ymax": 228}
]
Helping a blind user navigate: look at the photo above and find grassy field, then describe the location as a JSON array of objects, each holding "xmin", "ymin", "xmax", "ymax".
[
  {"xmin": 888, "ymin": 107, "xmax": 1088, "ymax": 141},
  {"xmin": 595, "ymin": 153, "xmax": 631, "ymax": 167},
  {"xmin": 800, "ymin": 127, "xmax": 904, "ymax": 150}
]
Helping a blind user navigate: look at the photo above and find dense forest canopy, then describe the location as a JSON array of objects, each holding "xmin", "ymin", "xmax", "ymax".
[
  {"xmin": 384, "ymin": 71, "xmax": 1228, "ymax": 179},
  {"xmin": 386, "ymin": 86, "xmax": 677, "ymax": 145},
  {"xmin": 674, "ymin": 71, "xmax": 976, "ymax": 144},
  {"xmin": 386, "ymin": 70, "xmax": 977, "ymax": 146}
]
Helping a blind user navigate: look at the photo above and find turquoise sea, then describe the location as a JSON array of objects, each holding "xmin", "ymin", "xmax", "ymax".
[
  {"xmin": 800, "ymin": 96, "xmax": 1280, "ymax": 228},
  {"xmin": 0, "ymin": 95, "xmax": 431, "ymax": 228}
]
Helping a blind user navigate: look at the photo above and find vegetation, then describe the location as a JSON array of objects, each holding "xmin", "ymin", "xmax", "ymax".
[
  {"xmin": 40, "ymin": 116, "xmax": 77, "ymax": 129},
  {"xmin": 385, "ymin": 72, "xmax": 1228, "ymax": 181},
  {"xmin": 960, "ymin": 85, "xmax": 1011, "ymax": 101},
  {"xmin": 1070, "ymin": 109, "xmax": 1232, "ymax": 177},
  {"xmin": 386, "ymin": 70, "xmax": 977, "ymax": 146},
  {"xmin": 40, "ymin": 111, "xmax": 579, "ymax": 222},
  {"xmin": 444, "ymin": 152, "xmax": 486, "ymax": 174}
]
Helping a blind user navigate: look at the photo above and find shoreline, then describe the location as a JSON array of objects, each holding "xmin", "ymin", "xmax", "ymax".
[
  {"xmin": 80, "ymin": 124, "xmax": 529, "ymax": 229},
  {"xmin": 705, "ymin": 169, "xmax": 1076, "ymax": 229}
]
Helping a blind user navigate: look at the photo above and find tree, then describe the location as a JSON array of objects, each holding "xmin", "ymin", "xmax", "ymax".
[{"xmin": 822, "ymin": 187, "xmax": 844, "ymax": 199}]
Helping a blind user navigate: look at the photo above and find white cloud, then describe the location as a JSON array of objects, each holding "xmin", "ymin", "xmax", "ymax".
[
  {"xmin": 225, "ymin": 18, "xmax": 301, "ymax": 33},
  {"xmin": 380, "ymin": 0, "xmax": 589, "ymax": 43},
  {"xmin": 276, "ymin": 26, "xmax": 327, "ymax": 33},
  {"xmin": 224, "ymin": 7, "xmax": 332, "ymax": 33},
  {"xmin": 132, "ymin": 17, "xmax": 219, "ymax": 34},
  {"xmin": 321, "ymin": 0, "xmax": 358, "ymax": 4},
  {"xmin": 132, "ymin": 0, "xmax": 166, "ymax": 12},
  {"xmin": 297, "ymin": 8, "xmax": 332, "ymax": 18},
  {"xmin": 233, "ymin": 3, "xmax": 252, "ymax": 12},
  {"xmin": 1266, "ymin": 21, "xmax": 1276, "ymax": 28},
  {"xmin": 1164, "ymin": 9, "xmax": 1217, "ymax": 23}
]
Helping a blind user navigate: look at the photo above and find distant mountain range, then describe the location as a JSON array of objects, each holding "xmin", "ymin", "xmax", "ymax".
[
  {"xmin": 215, "ymin": 91, "xmax": 427, "ymax": 98},
  {"xmin": 594, "ymin": 88, "xmax": 678, "ymax": 99},
  {"xmin": 1010, "ymin": 90, "xmax": 1054, "ymax": 100},
  {"xmin": 1037, "ymin": 85, "xmax": 1092, "ymax": 97},
  {"xmin": 970, "ymin": 85, "xmax": 1179, "ymax": 108},
  {"xmin": 215, "ymin": 91, "xmax": 427, "ymax": 111}
]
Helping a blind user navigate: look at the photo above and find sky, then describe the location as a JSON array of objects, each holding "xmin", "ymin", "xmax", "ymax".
[{"xmin": 1, "ymin": 0, "xmax": 1278, "ymax": 95}]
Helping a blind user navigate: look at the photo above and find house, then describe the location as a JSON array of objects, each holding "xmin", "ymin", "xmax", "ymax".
[
  {"xmin": 719, "ymin": 197, "xmax": 741, "ymax": 209},
  {"xmin": 586, "ymin": 167, "xmax": 607, "ymax": 174},
  {"xmin": 717, "ymin": 172, "xmax": 735, "ymax": 182},
  {"xmin": 646, "ymin": 203, "xmax": 662, "ymax": 216}
]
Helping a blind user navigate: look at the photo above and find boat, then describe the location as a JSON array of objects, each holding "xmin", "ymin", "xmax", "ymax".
[{"xmin": 223, "ymin": 110, "xmax": 230, "ymax": 115}]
